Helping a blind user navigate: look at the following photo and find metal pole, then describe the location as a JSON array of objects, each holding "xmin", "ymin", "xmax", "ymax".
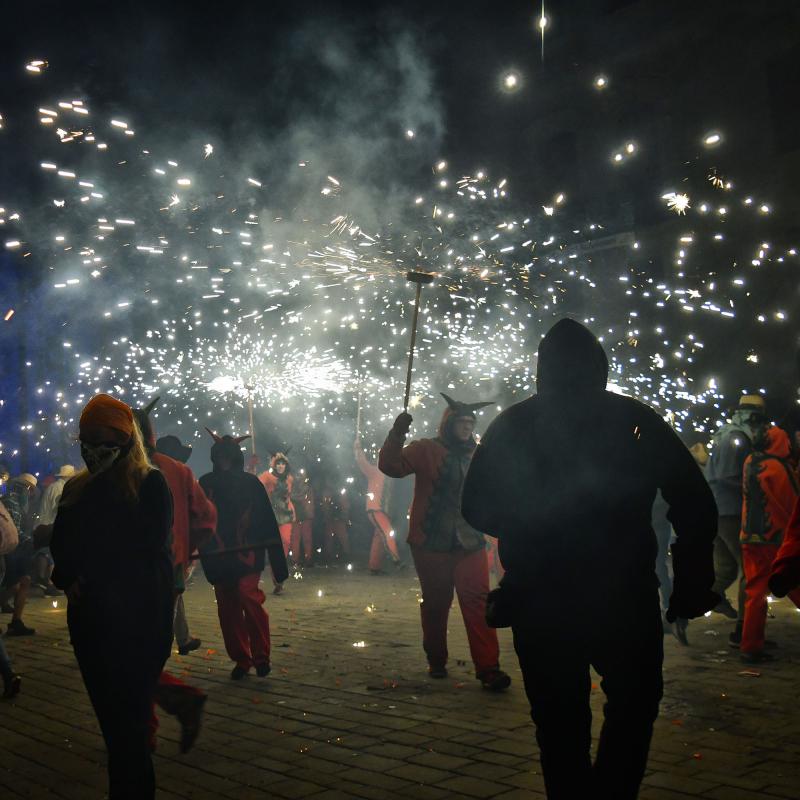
[{"xmin": 403, "ymin": 282, "xmax": 423, "ymax": 412}]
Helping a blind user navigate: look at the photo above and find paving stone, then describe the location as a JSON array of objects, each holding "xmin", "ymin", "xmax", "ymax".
[{"xmin": 1, "ymin": 571, "xmax": 799, "ymax": 799}]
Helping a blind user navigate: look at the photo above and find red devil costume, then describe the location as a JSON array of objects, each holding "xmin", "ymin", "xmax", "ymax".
[
  {"xmin": 200, "ymin": 431, "xmax": 288, "ymax": 679},
  {"xmin": 259, "ymin": 453, "xmax": 295, "ymax": 555},
  {"xmin": 134, "ymin": 402, "xmax": 217, "ymax": 753},
  {"xmin": 379, "ymin": 393, "xmax": 510, "ymax": 690},
  {"xmin": 354, "ymin": 436, "xmax": 401, "ymax": 573},
  {"xmin": 739, "ymin": 426, "xmax": 800, "ymax": 660},
  {"xmin": 770, "ymin": 498, "xmax": 800, "ymax": 597}
]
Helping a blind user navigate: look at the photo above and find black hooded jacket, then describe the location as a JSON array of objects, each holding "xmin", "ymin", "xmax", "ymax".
[
  {"xmin": 199, "ymin": 437, "xmax": 286, "ymax": 585},
  {"xmin": 462, "ymin": 319, "xmax": 717, "ymax": 607}
]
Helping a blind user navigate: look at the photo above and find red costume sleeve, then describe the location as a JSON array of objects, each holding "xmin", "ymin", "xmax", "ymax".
[
  {"xmin": 378, "ymin": 432, "xmax": 427, "ymax": 478},
  {"xmin": 771, "ymin": 499, "xmax": 800, "ymax": 590},
  {"xmin": 259, "ymin": 470, "xmax": 277, "ymax": 494},
  {"xmin": 187, "ymin": 476, "xmax": 217, "ymax": 553}
]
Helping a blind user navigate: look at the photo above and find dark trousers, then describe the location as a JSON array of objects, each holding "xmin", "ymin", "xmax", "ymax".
[
  {"xmin": 712, "ymin": 514, "xmax": 745, "ymax": 619},
  {"xmin": 74, "ymin": 641, "xmax": 165, "ymax": 800},
  {"xmin": 512, "ymin": 592, "xmax": 663, "ymax": 800}
]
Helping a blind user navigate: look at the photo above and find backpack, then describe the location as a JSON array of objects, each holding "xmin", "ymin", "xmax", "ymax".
[{"xmin": 0, "ymin": 501, "xmax": 20, "ymax": 555}]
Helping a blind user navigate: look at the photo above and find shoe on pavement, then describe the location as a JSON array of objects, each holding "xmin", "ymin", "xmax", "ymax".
[
  {"xmin": 44, "ymin": 584, "xmax": 63, "ymax": 597},
  {"xmin": 176, "ymin": 693, "xmax": 207, "ymax": 754},
  {"xmin": 255, "ymin": 663, "xmax": 271, "ymax": 678},
  {"xmin": 5, "ymin": 619, "xmax": 35, "ymax": 637},
  {"xmin": 714, "ymin": 599, "xmax": 738, "ymax": 619},
  {"xmin": 178, "ymin": 638, "xmax": 202, "ymax": 656},
  {"xmin": 272, "ymin": 584, "xmax": 284, "ymax": 596},
  {"xmin": 428, "ymin": 666, "xmax": 448, "ymax": 679},
  {"xmin": 740, "ymin": 650, "xmax": 776, "ymax": 664},
  {"xmin": 230, "ymin": 665, "xmax": 249, "ymax": 680},
  {"xmin": 730, "ymin": 637, "xmax": 777, "ymax": 650},
  {"xmin": 478, "ymin": 669, "xmax": 512, "ymax": 692},
  {"xmin": 369, "ymin": 569, "xmax": 387, "ymax": 576},
  {"xmin": 2, "ymin": 674, "xmax": 21, "ymax": 699}
]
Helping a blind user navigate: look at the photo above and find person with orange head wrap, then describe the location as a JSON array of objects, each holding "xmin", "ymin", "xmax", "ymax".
[{"xmin": 50, "ymin": 394, "xmax": 174, "ymax": 799}]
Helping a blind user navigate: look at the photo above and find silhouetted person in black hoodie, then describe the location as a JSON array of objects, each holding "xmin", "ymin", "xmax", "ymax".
[{"xmin": 462, "ymin": 319, "xmax": 718, "ymax": 800}]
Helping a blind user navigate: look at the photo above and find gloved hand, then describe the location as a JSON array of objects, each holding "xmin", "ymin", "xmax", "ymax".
[
  {"xmin": 391, "ymin": 412, "xmax": 413, "ymax": 439},
  {"xmin": 666, "ymin": 587, "xmax": 721, "ymax": 623}
]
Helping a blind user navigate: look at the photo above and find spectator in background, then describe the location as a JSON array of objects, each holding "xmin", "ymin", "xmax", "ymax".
[
  {"xmin": 706, "ymin": 395, "xmax": 767, "ymax": 644},
  {"xmin": 739, "ymin": 426, "xmax": 800, "ymax": 662},
  {"xmin": 0, "ymin": 473, "xmax": 38, "ymax": 636},
  {"xmin": 0, "ymin": 499, "xmax": 22, "ymax": 697},
  {"xmin": 319, "ymin": 480, "xmax": 352, "ymax": 564},
  {"xmin": 31, "ymin": 464, "xmax": 74, "ymax": 595}
]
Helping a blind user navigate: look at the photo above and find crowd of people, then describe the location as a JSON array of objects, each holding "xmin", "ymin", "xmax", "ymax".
[{"xmin": 1, "ymin": 318, "xmax": 800, "ymax": 800}]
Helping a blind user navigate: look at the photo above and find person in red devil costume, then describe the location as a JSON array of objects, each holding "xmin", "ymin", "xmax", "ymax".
[
  {"xmin": 379, "ymin": 394, "xmax": 511, "ymax": 691},
  {"xmin": 133, "ymin": 401, "xmax": 217, "ymax": 754},
  {"xmin": 259, "ymin": 452, "xmax": 295, "ymax": 594},
  {"xmin": 200, "ymin": 430, "xmax": 288, "ymax": 679},
  {"xmin": 354, "ymin": 435, "xmax": 402, "ymax": 574},
  {"xmin": 290, "ymin": 473, "xmax": 315, "ymax": 568}
]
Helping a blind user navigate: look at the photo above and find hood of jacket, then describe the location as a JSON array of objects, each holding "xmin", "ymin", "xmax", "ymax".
[{"xmin": 536, "ymin": 318, "xmax": 609, "ymax": 396}]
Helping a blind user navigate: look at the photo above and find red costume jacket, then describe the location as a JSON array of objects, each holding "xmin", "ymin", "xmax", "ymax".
[
  {"xmin": 771, "ymin": 499, "xmax": 800, "ymax": 589},
  {"xmin": 378, "ymin": 408, "xmax": 484, "ymax": 551},
  {"xmin": 740, "ymin": 427, "xmax": 799, "ymax": 545},
  {"xmin": 151, "ymin": 452, "xmax": 217, "ymax": 567},
  {"xmin": 355, "ymin": 440, "xmax": 387, "ymax": 513}
]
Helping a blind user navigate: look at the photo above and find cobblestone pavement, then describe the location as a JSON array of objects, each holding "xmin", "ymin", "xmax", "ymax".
[{"xmin": 2, "ymin": 567, "xmax": 799, "ymax": 799}]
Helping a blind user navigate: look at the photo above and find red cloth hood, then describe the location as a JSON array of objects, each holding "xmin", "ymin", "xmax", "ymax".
[{"xmin": 764, "ymin": 426, "xmax": 791, "ymax": 459}]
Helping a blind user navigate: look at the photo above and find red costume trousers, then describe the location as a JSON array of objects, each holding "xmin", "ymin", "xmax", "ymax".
[
  {"xmin": 148, "ymin": 671, "xmax": 205, "ymax": 749},
  {"xmin": 742, "ymin": 544, "xmax": 800, "ymax": 653},
  {"xmin": 486, "ymin": 537, "xmax": 505, "ymax": 581},
  {"xmin": 367, "ymin": 510, "xmax": 400, "ymax": 570},
  {"xmin": 411, "ymin": 545, "xmax": 500, "ymax": 675},
  {"xmin": 291, "ymin": 520, "xmax": 314, "ymax": 563},
  {"xmin": 324, "ymin": 520, "xmax": 350, "ymax": 559},
  {"xmin": 277, "ymin": 523, "xmax": 292, "ymax": 556},
  {"xmin": 214, "ymin": 573, "xmax": 270, "ymax": 669}
]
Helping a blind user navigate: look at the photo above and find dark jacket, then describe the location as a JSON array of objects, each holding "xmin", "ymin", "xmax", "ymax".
[
  {"xmin": 199, "ymin": 469, "xmax": 286, "ymax": 585},
  {"xmin": 462, "ymin": 319, "xmax": 718, "ymax": 612},
  {"xmin": 51, "ymin": 469, "xmax": 174, "ymax": 659}
]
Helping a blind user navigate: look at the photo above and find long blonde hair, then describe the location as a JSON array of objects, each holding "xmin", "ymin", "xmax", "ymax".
[{"xmin": 61, "ymin": 422, "xmax": 153, "ymax": 507}]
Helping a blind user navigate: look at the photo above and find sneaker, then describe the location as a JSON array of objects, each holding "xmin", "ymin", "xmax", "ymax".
[
  {"xmin": 714, "ymin": 599, "xmax": 738, "ymax": 619},
  {"xmin": 2, "ymin": 674, "xmax": 21, "ymax": 699},
  {"xmin": 5, "ymin": 619, "xmax": 35, "ymax": 637},
  {"xmin": 176, "ymin": 693, "xmax": 207, "ymax": 754},
  {"xmin": 428, "ymin": 666, "xmax": 448, "ymax": 679},
  {"xmin": 178, "ymin": 638, "xmax": 202, "ymax": 656},
  {"xmin": 255, "ymin": 663, "xmax": 271, "ymax": 678},
  {"xmin": 478, "ymin": 669, "xmax": 512, "ymax": 692},
  {"xmin": 272, "ymin": 584, "xmax": 284, "ymax": 596},
  {"xmin": 740, "ymin": 650, "xmax": 776, "ymax": 664},
  {"xmin": 230, "ymin": 665, "xmax": 249, "ymax": 680}
]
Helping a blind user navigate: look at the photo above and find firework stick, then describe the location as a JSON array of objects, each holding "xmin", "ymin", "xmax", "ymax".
[
  {"xmin": 356, "ymin": 384, "xmax": 363, "ymax": 437},
  {"xmin": 403, "ymin": 271, "xmax": 434, "ymax": 412}
]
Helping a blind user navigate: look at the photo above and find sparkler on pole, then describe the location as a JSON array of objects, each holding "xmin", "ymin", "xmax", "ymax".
[
  {"xmin": 245, "ymin": 384, "xmax": 256, "ymax": 455},
  {"xmin": 403, "ymin": 271, "xmax": 435, "ymax": 412}
]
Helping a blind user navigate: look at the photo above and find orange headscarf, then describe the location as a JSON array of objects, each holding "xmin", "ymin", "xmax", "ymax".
[{"xmin": 79, "ymin": 394, "xmax": 134, "ymax": 437}]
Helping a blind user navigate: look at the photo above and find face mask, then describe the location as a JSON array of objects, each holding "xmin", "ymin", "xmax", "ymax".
[{"xmin": 81, "ymin": 442, "xmax": 122, "ymax": 475}]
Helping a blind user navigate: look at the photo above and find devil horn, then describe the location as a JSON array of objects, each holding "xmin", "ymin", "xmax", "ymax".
[
  {"xmin": 467, "ymin": 401, "xmax": 493, "ymax": 413},
  {"xmin": 440, "ymin": 393, "xmax": 459, "ymax": 411},
  {"xmin": 142, "ymin": 396, "xmax": 161, "ymax": 416},
  {"xmin": 205, "ymin": 427, "xmax": 223, "ymax": 444},
  {"xmin": 233, "ymin": 435, "xmax": 251, "ymax": 445}
]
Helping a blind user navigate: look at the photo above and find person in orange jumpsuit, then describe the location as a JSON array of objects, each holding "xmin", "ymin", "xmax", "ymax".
[
  {"xmin": 379, "ymin": 393, "xmax": 511, "ymax": 691},
  {"xmin": 739, "ymin": 425, "xmax": 800, "ymax": 662},
  {"xmin": 770, "ymin": 498, "xmax": 800, "ymax": 597},
  {"xmin": 259, "ymin": 453, "xmax": 295, "ymax": 593},
  {"xmin": 319, "ymin": 481, "xmax": 352, "ymax": 562},
  {"xmin": 354, "ymin": 435, "xmax": 402, "ymax": 574},
  {"xmin": 134, "ymin": 403, "xmax": 217, "ymax": 753},
  {"xmin": 290, "ymin": 473, "xmax": 315, "ymax": 567}
]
